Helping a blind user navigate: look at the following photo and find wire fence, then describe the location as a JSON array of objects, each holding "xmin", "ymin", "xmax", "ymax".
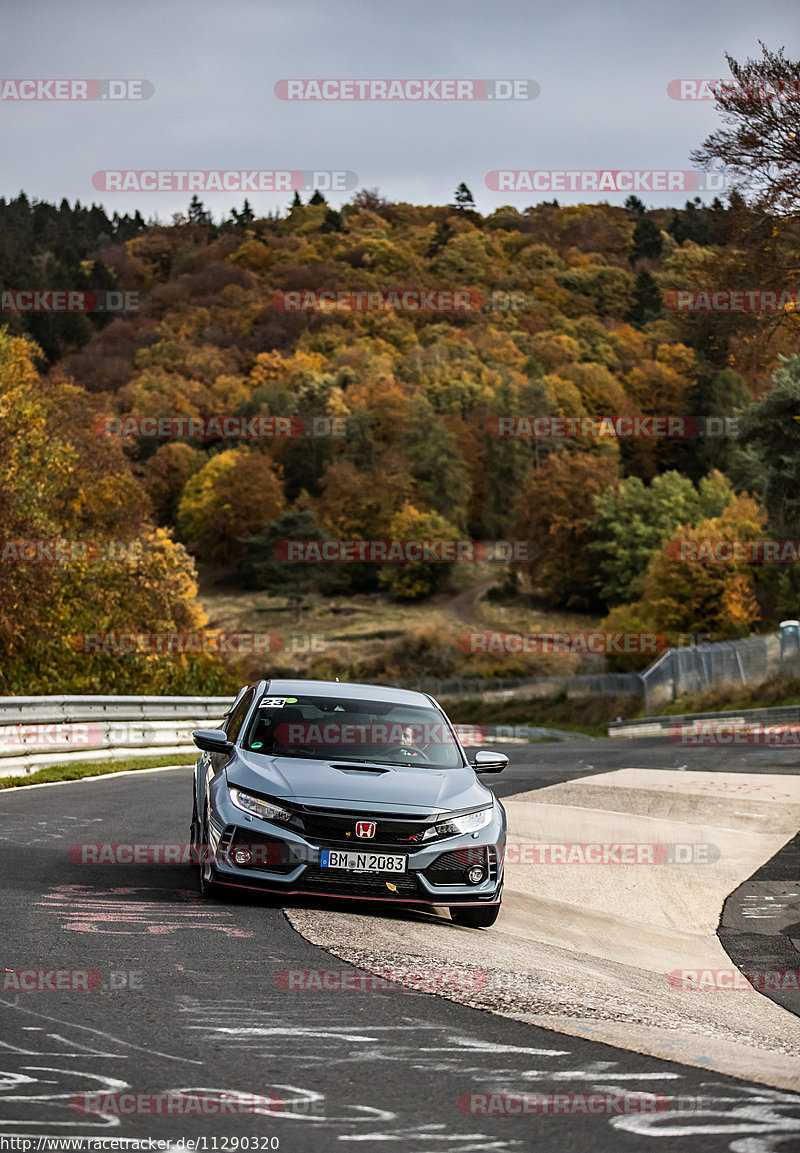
[
  {"xmin": 641, "ymin": 632, "xmax": 799, "ymax": 715},
  {"xmin": 387, "ymin": 673, "xmax": 644, "ymax": 699},
  {"xmin": 393, "ymin": 631, "xmax": 800, "ymax": 715}
]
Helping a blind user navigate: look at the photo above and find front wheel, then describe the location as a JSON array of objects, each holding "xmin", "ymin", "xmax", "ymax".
[
  {"xmin": 450, "ymin": 903, "xmax": 501, "ymax": 929},
  {"xmin": 198, "ymin": 805, "xmax": 220, "ymax": 899},
  {"xmin": 188, "ymin": 793, "xmax": 201, "ymax": 867},
  {"xmin": 199, "ymin": 866, "xmax": 220, "ymax": 899}
]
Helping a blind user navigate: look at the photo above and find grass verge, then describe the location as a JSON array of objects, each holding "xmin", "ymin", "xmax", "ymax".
[{"xmin": 0, "ymin": 754, "xmax": 196, "ymax": 790}]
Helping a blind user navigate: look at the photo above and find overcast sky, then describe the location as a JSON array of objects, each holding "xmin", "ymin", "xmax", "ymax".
[{"xmin": 1, "ymin": 0, "xmax": 797, "ymax": 219}]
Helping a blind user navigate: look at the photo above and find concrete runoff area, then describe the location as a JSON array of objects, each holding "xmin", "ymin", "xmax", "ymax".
[{"xmin": 287, "ymin": 768, "xmax": 800, "ymax": 1091}]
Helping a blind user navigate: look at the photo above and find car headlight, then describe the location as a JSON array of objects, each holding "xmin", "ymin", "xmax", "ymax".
[
  {"xmin": 229, "ymin": 787, "xmax": 292, "ymax": 823},
  {"xmin": 422, "ymin": 806, "xmax": 493, "ymax": 841}
]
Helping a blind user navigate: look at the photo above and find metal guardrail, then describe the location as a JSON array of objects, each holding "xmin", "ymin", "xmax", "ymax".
[
  {"xmin": 609, "ymin": 703, "xmax": 800, "ymax": 739},
  {"xmin": 0, "ymin": 695, "xmax": 233, "ymax": 724},
  {"xmin": 0, "ymin": 696, "xmax": 234, "ymax": 777}
]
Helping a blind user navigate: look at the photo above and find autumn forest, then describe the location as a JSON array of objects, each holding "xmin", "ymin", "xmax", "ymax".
[{"xmin": 1, "ymin": 167, "xmax": 799, "ymax": 695}]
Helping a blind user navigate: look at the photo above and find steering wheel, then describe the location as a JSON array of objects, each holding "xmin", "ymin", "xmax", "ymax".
[{"xmin": 384, "ymin": 743, "xmax": 432, "ymax": 763}]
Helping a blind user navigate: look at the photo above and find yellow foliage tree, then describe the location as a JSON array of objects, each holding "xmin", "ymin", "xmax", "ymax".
[
  {"xmin": 378, "ymin": 504, "xmax": 465, "ymax": 600},
  {"xmin": 177, "ymin": 448, "xmax": 285, "ymax": 562},
  {"xmin": 0, "ymin": 329, "xmax": 226, "ymax": 694},
  {"xmin": 601, "ymin": 494, "xmax": 765, "ymax": 669}
]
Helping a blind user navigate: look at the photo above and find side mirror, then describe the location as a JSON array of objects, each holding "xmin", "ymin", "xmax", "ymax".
[
  {"xmin": 471, "ymin": 749, "xmax": 508, "ymax": 774},
  {"xmin": 193, "ymin": 728, "xmax": 234, "ymax": 756}
]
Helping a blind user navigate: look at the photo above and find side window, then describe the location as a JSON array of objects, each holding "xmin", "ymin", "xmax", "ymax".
[{"xmin": 224, "ymin": 688, "xmax": 255, "ymax": 743}]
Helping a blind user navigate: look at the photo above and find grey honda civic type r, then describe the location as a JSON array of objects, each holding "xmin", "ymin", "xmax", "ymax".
[{"xmin": 190, "ymin": 679, "xmax": 508, "ymax": 928}]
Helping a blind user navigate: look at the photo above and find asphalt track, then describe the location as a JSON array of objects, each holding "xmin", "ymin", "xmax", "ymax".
[{"xmin": 1, "ymin": 738, "xmax": 800, "ymax": 1151}]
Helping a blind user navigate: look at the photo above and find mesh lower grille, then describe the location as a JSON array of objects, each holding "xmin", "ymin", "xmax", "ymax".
[
  {"xmin": 299, "ymin": 864, "xmax": 421, "ymax": 899},
  {"xmin": 425, "ymin": 847, "xmax": 487, "ymax": 885}
]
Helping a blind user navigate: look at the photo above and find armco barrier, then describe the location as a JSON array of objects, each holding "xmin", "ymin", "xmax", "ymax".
[
  {"xmin": 0, "ymin": 696, "xmax": 234, "ymax": 776},
  {"xmin": 609, "ymin": 704, "xmax": 800, "ymax": 739},
  {"xmin": 0, "ymin": 694, "xmax": 233, "ymax": 723}
]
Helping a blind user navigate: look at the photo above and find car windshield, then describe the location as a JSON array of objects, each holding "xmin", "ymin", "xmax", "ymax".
[{"xmin": 242, "ymin": 694, "xmax": 464, "ymax": 769}]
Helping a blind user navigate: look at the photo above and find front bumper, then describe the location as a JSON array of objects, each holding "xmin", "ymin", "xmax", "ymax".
[{"xmin": 203, "ymin": 785, "xmax": 505, "ymax": 907}]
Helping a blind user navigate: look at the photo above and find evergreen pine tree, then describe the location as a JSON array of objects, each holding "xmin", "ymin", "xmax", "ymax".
[
  {"xmin": 453, "ymin": 182, "xmax": 475, "ymax": 211},
  {"xmin": 626, "ymin": 269, "xmax": 663, "ymax": 327},
  {"xmin": 629, "ymin": 217, "xmax": 663, "ymax": 263}
]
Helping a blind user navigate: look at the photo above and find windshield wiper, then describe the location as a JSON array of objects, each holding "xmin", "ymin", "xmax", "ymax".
[{"xmin": 331, "ymin": 758, "xmax": 392, "ymax": 767}]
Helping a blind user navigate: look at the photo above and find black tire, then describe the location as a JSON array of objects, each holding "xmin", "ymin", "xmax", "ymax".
[
  {"xmin": 450, "ymin": 903, "xmax": 501, "ymax": 929},
  {"xmin": 188, "ymin": 792, "xmax": 201, "ymax": 868},
  {"xmin": 197, "ymin": 805, "xmax": 220, "ymax": 899},
  {"xmin": 199, "ymin": 866, "xmax": 220, "ymax": 899}
]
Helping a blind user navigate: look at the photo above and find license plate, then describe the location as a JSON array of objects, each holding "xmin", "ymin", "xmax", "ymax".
[{"xmin": 320, "ymin": 849, "xmax": 407, "ymax": 873}]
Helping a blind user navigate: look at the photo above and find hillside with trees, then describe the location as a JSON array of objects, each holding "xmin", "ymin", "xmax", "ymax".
[{"xmin": 2, "ymin": 45, "xmax": 800, "ymax": 694}]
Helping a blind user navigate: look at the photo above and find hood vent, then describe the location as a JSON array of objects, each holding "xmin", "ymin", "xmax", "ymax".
[{"xmin": 332, "ymin": 762, "xmax": 391, "ymax": 774}]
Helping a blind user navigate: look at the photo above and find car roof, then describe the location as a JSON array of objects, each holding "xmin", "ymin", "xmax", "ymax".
[{"xmin": 260, "ymin": 678, "xmax": 437, "ymax": 708}]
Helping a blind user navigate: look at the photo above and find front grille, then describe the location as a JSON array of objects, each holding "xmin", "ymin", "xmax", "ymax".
[
  {"xmin": 299, "ymin": 864, "xmax": 421, "ymax": 899},
  {"xmin": 425, "ymin": 847, "xmax": 487, "ymax": 885},
  {"xmin": 228, "ymin": 829, "xmax": 298, "ymax": 874},
  {"xmin": 297, "ymin": 809, "xmax": 433, "ymax": 848}
]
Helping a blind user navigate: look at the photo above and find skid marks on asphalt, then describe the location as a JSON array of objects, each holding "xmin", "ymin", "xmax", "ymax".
[
  {"xmin": 174, "ymin": 996, "xmax": 800, "ymax": 1149},
  {"xmin": 1, "ymin": 993, "xmax": 800, "ymax": 1147},
  {"xmin": 35, "ymin": 884, "xmax": 253, "ymax": 936},
  {"xmin": 612, "ymin": 1083, "xmax": 800, "ymax": 1151},
  {"xmin": 0, "ymin": 816, "xmax": 104, "ymax": 846},
  {"xmin": 0, "ymin": 1066, "xmax": 129, "ymax": 1134}
]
